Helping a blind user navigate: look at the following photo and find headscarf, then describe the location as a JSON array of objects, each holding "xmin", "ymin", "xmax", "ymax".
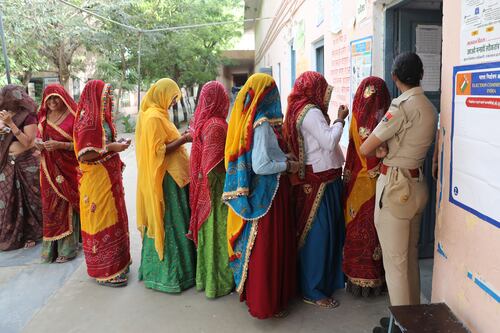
[
  {"xmin": 74, "ymin": 80, "xmax": 116, "ymax": 159},
  {"xmin": 223, "ymin": 73, "xmax": 283, "ymax": 257},
  {"xmin": 38, "ymin": 84, "xmax": 78, "ymax": 139},
  {"xmin": 188, "ymin": 81, "xmax": 229, "ymax": 246},
  {"xmin": 135, "ymin": 78, "xmax": 190, "ymax": 261},
  {"xmin": 344, "ymin": 76, "xmax": 391, "ymax": 190},
  {"xmin": 283, "ymin": 71, "xmax": 333, "ymax": 179},
  {"xmin": 0, "ymin": 85, "xmax": 37, "ymax": 171}
]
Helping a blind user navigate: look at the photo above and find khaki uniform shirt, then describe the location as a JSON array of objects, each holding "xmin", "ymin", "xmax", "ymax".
[{"xmin": 373, "ymin": 87, "xmax": 437, "ymax": 169}]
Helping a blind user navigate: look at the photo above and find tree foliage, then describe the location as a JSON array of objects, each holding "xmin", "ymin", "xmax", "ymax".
[{"xmin": 0, "ymin": 0, "xmax": 243, "ymax": 91}]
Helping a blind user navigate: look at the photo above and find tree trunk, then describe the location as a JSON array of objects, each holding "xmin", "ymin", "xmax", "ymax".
[
  {"xmin": 172, "ymin": 103, "xmax": 180, "ymax": 127},
  {"xmin": 180, "ymin": 96, "xmax": 188, "ymax": 123},
  {"xmin": 21, "ymin": 71, "xmax": 32, "ymax": 86},
  {"xmin": 116, "ymin": 49, "xmax": 127, "ymax": 113},
  {"xmin": 172, "ymin": 64, "xmax": 181, "ymax": 126},
  {"xmin": 195, "ymin": 83, "xmax": 204, "ymax": 108}
]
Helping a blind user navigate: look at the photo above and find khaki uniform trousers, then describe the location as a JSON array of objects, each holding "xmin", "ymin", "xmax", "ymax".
[{"xmin": 374, "ymin": 170, "xmax": 428, "ymax": 306}]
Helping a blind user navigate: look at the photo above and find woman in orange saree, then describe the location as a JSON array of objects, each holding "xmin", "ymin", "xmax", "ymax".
[
  {"xmin": 343, "ymin": 76, "xmax": 391, "ymax": 296},
  {"xmin": 74, "ymin": 80, "xmax": 131, "ymax": 287},
  {"xmin": 37, "ymin": 84, "xmax": 80, "ymax": 263}
]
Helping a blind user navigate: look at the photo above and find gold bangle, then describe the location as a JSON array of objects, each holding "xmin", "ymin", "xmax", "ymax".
[{"xmin": 13, "ymin": 128, "xmax": 21, "ymax": 136}]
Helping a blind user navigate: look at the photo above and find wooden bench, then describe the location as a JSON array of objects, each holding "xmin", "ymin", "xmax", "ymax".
[{"xmin": 388, "ymin": 303, "xmax": 469, "ymax": 333}]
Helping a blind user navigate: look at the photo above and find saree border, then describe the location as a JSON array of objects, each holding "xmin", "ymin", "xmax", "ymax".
[
  {"xmin": 298, "ymin": 181, "xmax": 328, "ymax": 249},
  {"xmin": 42, "ymin": 205, "xmax": 74, "ymax": 241},
  {"xmin": 47, "ymin": 119, "xmax": 74, "ymax": 142},
  {"xmin": 235, "ymin": 220, "xmax": 259, "ymax": 294},
  {"xmin": 40, "ymin": 155, "xmax": 69, "ymax": 202},
  {"xmin": 323, "ymin": 85, "xmax": 333, "ymax": 108},
  {"xmin": 295, "ymin": 104, "xmax": 316, "ymax": 180},
  {"xmin": 346, "ymin": 274, "xmax": 385, "ymax": 288},
  {"xmin": 95, "ymin": 260, "xmax": 132, "ymax": 282},
  {"xmin": 253, "ymin": 117, "xmax": 283, "ymax": 129}
]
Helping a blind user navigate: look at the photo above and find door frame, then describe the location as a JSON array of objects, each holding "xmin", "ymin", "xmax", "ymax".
[{"xmin": 384, "ymin": 2, "xmax": 443, "ymax": 258}]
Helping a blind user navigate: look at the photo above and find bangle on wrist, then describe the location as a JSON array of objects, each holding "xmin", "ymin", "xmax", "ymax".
[
  {"xmin": 13, "ymin": 128, "xmax": 21, "ymax": 136},
  {"xmin": 333, "ymin": 118, "xmax": 345, "ymax": 126},
  {"xmin": 286, "ymin": 160, "xmax": 290, "ymax": 172}
]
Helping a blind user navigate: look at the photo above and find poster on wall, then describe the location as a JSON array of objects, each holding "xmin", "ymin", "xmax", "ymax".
[
  {"xmin": 350, "ymin": 36, "xmax": 373, "ymax": 106},
  {"xmin": 416, "ymin": 24, "xmax": 442, "ymax": 92},
  {"xmin": 461, "ymin": 0, "xmax": 500, "ymax": 64},
  {"xmin": 331, "ymin": 0, "xmax": 342, "ymax": 33},
  {"xmin": 450, "ymin": 61, "xmax": 500, "ymax": 228},
  {"xmin": 355, "ymin": 0, "xmax": 368, "ymax": 23}
]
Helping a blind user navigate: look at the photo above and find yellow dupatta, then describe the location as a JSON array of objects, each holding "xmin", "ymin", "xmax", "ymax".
[
  {"xmin": 224, "ymin": 73, "xmax": 278, "ymax": 258},
  {"xmin": 135, "ymin": 78, "xmax": 190, "ymax": 261},
  {"xmin": 344, "ymin": 116, "xmax": 378, "ymax": 225}
]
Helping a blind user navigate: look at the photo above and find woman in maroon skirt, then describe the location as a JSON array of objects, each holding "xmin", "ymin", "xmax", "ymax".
[{"xmin": 223, "ymin": 73, "xmax": 300, "ymax": 318}]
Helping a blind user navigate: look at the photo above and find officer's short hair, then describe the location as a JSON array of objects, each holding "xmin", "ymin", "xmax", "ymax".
[{"xmin": 391, "ymin": 52, "xmax": 424, "ymax": 87}]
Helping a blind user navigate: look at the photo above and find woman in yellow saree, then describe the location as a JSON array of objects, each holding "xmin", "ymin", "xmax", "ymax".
[
  {"xmin": 74, "ymin": 80, "xmax": 131, "ymax": 287},
  {"xmin": 136, "ymin": 78, "xmax": 195, "ymax": 293}
]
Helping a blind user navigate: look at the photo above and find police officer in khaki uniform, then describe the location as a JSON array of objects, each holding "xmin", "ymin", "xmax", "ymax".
[{"xmin": 360, "ymin": 52, "xmax": 437, "ymax": 315}]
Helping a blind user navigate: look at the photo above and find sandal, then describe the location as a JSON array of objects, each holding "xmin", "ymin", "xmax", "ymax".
[
  {"xmin": 303, "ymin": 297, "xmax": 340, "ymax": 309},
  {"xmin": 24, "ymin": 240, "xmax": 36, "ymax": 249},
  {"xmin": 273, "ymin": 310, "xmax": 289, "ymax": 318},
  {"xmin": 55, "ymin": 256, "xmax": 75, "ymax": 263},
  {"xmin": 97, "ymin": 273, "xmax": 128, "ymax": 288}
]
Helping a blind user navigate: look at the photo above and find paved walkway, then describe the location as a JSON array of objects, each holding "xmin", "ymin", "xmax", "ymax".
[{"xmin": 0, "ymin": 135, "xmax": 410, "ymax": 333}]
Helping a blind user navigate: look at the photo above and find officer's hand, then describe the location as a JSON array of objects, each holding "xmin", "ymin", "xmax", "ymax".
[{"xmin": 375, "ymin": 145, "xmax": 388, "ymax": 158}]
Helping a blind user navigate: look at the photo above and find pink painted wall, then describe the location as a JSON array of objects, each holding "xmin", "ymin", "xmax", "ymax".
[{"xmin": 431, "ymin": 1, "xmax": 500, "ymax": 332}]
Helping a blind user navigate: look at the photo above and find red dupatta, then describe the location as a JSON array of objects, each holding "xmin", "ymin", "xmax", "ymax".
[
  {"xmin": 343, "ymin": 76, "xmax": 391, "ymax": 194},
  {"xmin": 38, "ymin": 84, "xmax": 80, "ymax": 240},
  {"xmin": 74, "ymin": 80, "xmax": 116, "ymax": 159},
  {"xmin": 188, "ymin": 81, "xmax": 229, "ymax": 246},
  {"xmin": 284, "ymin": 71, "xmax": 332, "ymax": 180}
]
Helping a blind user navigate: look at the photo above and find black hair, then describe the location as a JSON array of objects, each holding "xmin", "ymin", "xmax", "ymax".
[{"xmin": 391, "ymin": 52, "xmax": 424, "ymax": 87}]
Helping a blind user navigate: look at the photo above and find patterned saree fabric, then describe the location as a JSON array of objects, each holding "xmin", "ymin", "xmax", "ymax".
[
  {"xmin": 74, "ymin": 80, "xmax": 130, "ymax": 280},
  {"xmin": 0, "ymin": 85, "xmax": 41, "ymax": 250},
  {"xmin": 38, "ymin": 84, "xmax": 80, "ymax": 240},
  {"xmin": 188, "ymin": 81, "xmax": 229, "ymax": 246},
  {"xmin": 343, "ymin": 76, "xmax": 391, "ymax": 288},
  {"xmin": 222, "ymin": 73, "xmax": 283, "ymax": 258},
  {"xmin": 135, "ymin": 78, "xmax": 190, "ymax": 261}
]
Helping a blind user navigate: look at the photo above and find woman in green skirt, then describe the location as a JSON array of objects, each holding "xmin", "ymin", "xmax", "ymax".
[
  {"xmin": 136, "ymin": 78, "xmax": 195, "ymax": 293},
  {"xmin": 187, "ymin": 81, "xmax": 234, "ymax": 298}
]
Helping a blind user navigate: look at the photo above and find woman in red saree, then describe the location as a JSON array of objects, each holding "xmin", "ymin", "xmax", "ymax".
[
  {"xmin": 74, "ymin": 80, "xmax": 131, "ymax": 287},
  {"xmin": 188, "ymin": 81, "xmax": 234, "ymax": 298},
  {"xmin": 343, "ymin": 76, "xmax": 391, "ymax": 296},
  {"xmin": 36, "ymin": 84, "xmax": 80, "ymax": 263},
  {"xmin": 0, "ymin": 85, "xmax": 42, "ymax": 250}
]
